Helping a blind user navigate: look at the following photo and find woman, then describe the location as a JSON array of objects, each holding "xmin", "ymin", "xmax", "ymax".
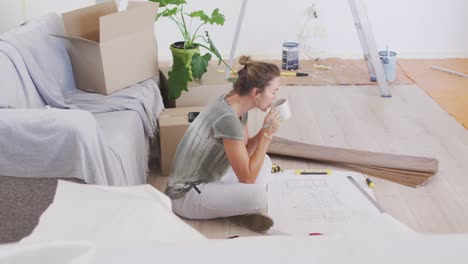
[{"xmin": 165, "ymin": 56, "xmax": 281, "ymax": 232}]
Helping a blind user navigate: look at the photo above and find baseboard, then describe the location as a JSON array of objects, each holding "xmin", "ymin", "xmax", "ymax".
[{"xmin": 158, "ymin": 51, "xmax": 468, "ymax": 61}]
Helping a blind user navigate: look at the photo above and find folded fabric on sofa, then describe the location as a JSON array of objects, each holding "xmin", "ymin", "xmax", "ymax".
[
  {"xmin": 64, "ymin": 78, "xmax": 162, "ymax": 138},
  {"xmin": 0, "ymin": 13, "xmax": 163, "ymax": 139}
]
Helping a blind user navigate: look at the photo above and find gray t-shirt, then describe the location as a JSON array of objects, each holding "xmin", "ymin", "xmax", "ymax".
[{"xmin": 165, "ymin": 95, "xmax": 248, "ymax": 199}]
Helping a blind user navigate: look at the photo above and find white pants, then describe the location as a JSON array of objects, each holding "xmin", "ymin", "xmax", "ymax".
[{"xmin": 171, "ymin": 155, "xmax": 272, "ymax": 219}]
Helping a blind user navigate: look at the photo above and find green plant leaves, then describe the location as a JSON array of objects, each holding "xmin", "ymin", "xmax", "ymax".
[
  {"xmin": 191, "ymin": 53, "xmax": 212, "ymax": 80},
  {"xmin": 210, "ymin": 8, "xmax": 225, "ymax": 25},
  {"xmin": 158, "ymin": 7, "xmax": 178, "ymax": 19},
  {"xmin": 151, "ymin": 0, "xmax": 185, "ymax": 20},
  {"xmin": 204, "ymin": 32, "xmax": 223, "ymax": 64},
  {"xmin": 170, "ymin": 0, "xmax": 187, "ymax": 5},
  {"xmin": 150, "ymin": 0, "xmax": 186, "ymax": 8},
  {"xmin": 151, "ymin": 0, "xmax": 231, "ymax": 99},
  {"xmin": 189, "ymin": 9, "xmax": 225, "ymax": 25},
  {"xmin": 189, "ymin": 11, "xmax": 210, "ymax": 23},
  {"xmin": 168, "ymin": 55, "xmax": 191, "ymax": 100}
]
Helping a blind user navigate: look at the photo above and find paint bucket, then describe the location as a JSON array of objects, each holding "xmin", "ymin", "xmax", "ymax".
[
  {"xmin": 282, "ymin": 42, "xmax": 299, "ymax": 70},
  {"xmin": 378, "ymin": 51, "xmax": 397, "ymax": 81}
]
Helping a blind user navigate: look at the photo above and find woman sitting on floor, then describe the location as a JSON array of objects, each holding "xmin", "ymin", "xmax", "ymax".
[{"xmin": 165, "ymin": 56, "xmax": 281, "ymax": 232}]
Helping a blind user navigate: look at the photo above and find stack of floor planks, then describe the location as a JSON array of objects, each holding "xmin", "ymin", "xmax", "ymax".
[{"xmin": 267, "ymin": 137, "xmax": 438, "ymax": 188}]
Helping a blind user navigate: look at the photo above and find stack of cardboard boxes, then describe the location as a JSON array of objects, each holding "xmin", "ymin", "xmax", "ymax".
[{"xmin": 158, "ymin": 107, "xmax": 204, "ymax": 176}]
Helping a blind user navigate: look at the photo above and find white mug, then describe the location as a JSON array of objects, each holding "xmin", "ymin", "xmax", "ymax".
[{"xmin": 272, "ymin": 98, "xmax": 292, "ymax": 121}]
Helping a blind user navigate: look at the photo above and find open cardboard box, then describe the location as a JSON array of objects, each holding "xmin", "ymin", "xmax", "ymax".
[{"xmin": 53, "ymin": 1, "xmax": 159, "ymax": 95}]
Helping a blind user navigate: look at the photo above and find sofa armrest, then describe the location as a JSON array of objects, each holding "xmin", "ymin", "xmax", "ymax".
[
  {"xmin": 0, "ymin": 108, "xmax": 114, "ymax": 184},
  {"xmin": 0, "ymin": 108, "xmax": 97, "ymax": 142}
]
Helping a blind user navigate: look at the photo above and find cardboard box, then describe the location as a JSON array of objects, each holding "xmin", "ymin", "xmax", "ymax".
[
  {"xmin": 158, "ymin": 106, "xmax": 204, "ymax": 176},
  {"xmin": 54, "ymin": 1, "xmax": 159, "ymax": 95}
]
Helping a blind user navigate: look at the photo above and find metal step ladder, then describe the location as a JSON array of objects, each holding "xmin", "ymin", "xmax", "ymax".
[
  {"xmin": 349, "ymin": 0, "xmax": 391, "ymax": 97},
  {"xmin": 225, "ymin": 0, "xmax": 391, "ymax": 97}
]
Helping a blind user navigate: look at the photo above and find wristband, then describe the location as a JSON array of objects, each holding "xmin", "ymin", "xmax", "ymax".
[{"xmin": 263, "ymin": 132, "xmax": 272, "ymax": 140}]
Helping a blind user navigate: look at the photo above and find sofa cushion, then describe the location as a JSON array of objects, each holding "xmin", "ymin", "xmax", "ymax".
[{"xmin": 93, "ymin": 110, "xmax": 149, "ymax": 185}]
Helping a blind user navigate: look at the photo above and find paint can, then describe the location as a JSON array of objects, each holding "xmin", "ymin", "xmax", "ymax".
[
  {"xmin": 378, "ymin": 50, "xmax": 397, "ymax": 81},
  {"xmin": 282, "ymin": 42, "xmax": 299, "ymax": 70}
]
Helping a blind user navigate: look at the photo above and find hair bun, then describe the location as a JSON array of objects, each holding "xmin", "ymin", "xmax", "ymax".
[{"xmin": 238, "ymin": 56, "xmax": 252, "ymax": 66}]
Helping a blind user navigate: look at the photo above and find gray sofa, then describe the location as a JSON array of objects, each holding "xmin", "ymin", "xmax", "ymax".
[{"xmin": 0, "ymin": 13, "xmax": 164, "ymax": 185}]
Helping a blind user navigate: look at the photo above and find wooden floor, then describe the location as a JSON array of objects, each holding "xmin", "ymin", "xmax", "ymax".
[
  {"xmin": 398, "ymin": 59, "xmax": 468, "ymax": 128},
  {"xmin": 148, "ymin": 84, "xmax": 468, "ymax": 238}
]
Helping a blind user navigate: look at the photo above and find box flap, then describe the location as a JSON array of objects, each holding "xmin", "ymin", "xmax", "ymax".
[
  {"xmin": 66, "ymin": 39, "xmax": 107, "ymax": 95},
  {"xmin": 127, "ymin": 1, "xmax": 150, "ymax": 9},
  {"xmin": 62, "ymin": 1, "xmax": 117, "ymax": 42},
  {"xmin": 99, "ymin": 1, "xmax": 158, "ymax": 42},
  {"xmin": 50, "ymin": 34, "xmax": 99, "ymax": 45},
  {"xmin": 99, "ymin": 25, "xmax": 158, "ymax": 94}
]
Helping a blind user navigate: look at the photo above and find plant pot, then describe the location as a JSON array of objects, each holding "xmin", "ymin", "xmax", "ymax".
[
  {"xmin": 167, "ymin": 42, "xmax": 200, "ymax": 100},
  {"xmin": 170, "ymin": 41, "xmax": 199, "ymax": 80}
]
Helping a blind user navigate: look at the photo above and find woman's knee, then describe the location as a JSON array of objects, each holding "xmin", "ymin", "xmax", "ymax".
[
  {"xmin": 264, "ymin": 154, "xmax": 272, "ymax": 169},
  {"xmin": 248, "ymin": 185, "xmax": 268, "ymax": 211},
  {"xmin": 171, "ymin": 198, "xmax": 185, "ymax": 217},
  {"xmin": 254, "ymin": 155, "xmax": 272, "ymax": 185}
]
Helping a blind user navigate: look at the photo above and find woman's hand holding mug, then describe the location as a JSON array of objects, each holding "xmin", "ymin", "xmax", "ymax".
[{"xmin": 263, "ymin": 109, "xmax": 281, "ymax": 139}]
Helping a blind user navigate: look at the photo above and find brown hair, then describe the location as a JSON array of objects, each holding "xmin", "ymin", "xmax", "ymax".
[{"xmin": 232, "ymin": 56, "xmax": 280, "ymax": 96}]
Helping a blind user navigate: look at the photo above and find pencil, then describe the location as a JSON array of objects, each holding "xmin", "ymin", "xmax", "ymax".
[
  {"xmin": 300, "ymin": 172, "xmax": 327, "ymax": 175},
  {"xmin": 294, "ymin": 169, "xmax": 332, "ymax": 175},
  {"xmin": 280, "ymin": 72, "xmax": 309, "ymax": 77}
]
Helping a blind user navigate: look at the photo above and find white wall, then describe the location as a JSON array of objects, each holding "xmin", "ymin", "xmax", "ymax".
[
  {"xmin": 0, "ymin": 0, "xmax": 95, "ymax": 33},
  {"xmin": 1, "ymin": 0, "xmax": 467, "ymax": 60},
  {"xmin": 155, "ymin": 0, "xmax": 468, "ymax": 60},
  {"xmin": 0, "ymin": 0, "xmax": 24, "ymax": 33},
  {"xmin": 23, "ymin": 0, "xmax": 96, "ymax": 19}
]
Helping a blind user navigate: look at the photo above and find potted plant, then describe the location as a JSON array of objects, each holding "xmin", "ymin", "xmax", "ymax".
[{"xmin": 150, "ymin": 0, "xmax": 233, "ymax": 100}]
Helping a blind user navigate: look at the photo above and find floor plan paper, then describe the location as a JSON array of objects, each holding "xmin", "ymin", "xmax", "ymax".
[{"xmin": 268, "ymin": 170, "xmax": 413, "ymax": 235}]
